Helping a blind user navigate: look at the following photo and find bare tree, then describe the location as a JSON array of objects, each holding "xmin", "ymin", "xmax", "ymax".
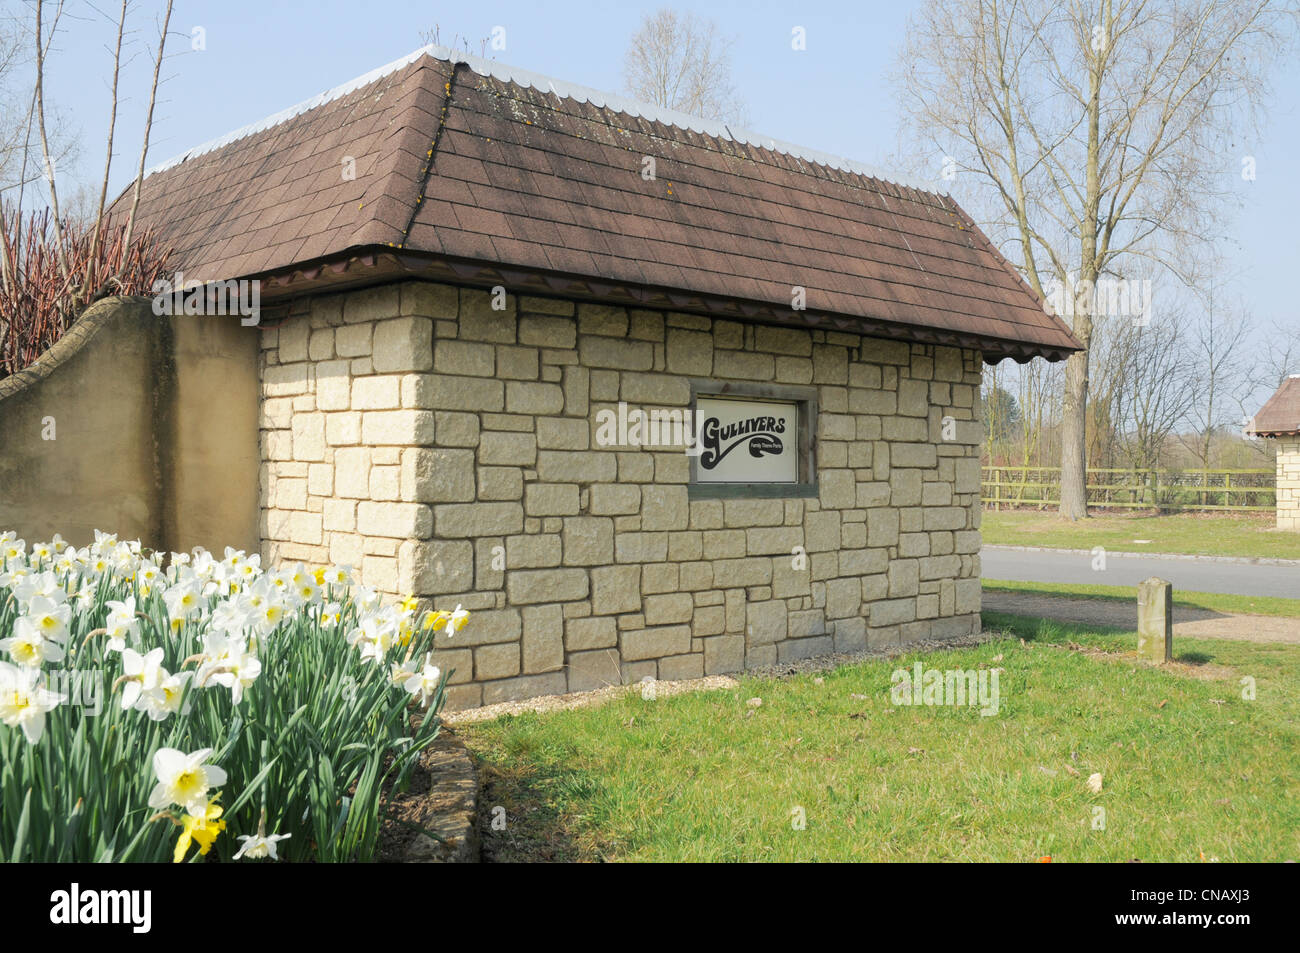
[
  {"xmin": 1, "ymin": 0, "xmax": 174, "ymax": 375},
  {"xmin": 30, "ymin": 0, "xmax": 173, "ymax": 296},
  {"xmin": 1111, "ymin": 311, "xmax": 1197, "ymax": 471},
  {"xmin": 1260, "ymin": 318, "xmax": 1300, "ymax": 389},
  {"xmin": 1181, "ymin": 279, "xmax": 1255, "ymax": 469},
  {"xmin": 623, "ymin": 9, "xmax": 746, "ymax": 123},
  {"xmin": 116, "ymin": 0, "xmax": 173, "ymax": 275},
  {"xmin": 896, "ymin": 0, "xmax": 1296, "ymax": 519}
]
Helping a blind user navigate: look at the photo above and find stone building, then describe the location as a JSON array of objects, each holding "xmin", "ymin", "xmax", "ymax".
[
  {"xmin": 1253, "ymin": 375, "xmax": 1300, "ymax": 532},
  {"xmin": 112, "ymin": 46, "xmax": 1080, "ymax": 707}
]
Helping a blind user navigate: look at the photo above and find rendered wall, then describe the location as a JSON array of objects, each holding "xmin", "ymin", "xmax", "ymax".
[{"xmin": 0, "ymin": 296, "xmax": 259, "ymax": 553}]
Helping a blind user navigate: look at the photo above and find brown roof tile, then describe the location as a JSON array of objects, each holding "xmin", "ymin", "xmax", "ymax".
[
  {"xmin": 116, "ymin": 48, "xmax": 1080, "ymax": 358},
  {"xmin": 1254, "ymin": 376, "xmax": 1300, "ymax": 436}
]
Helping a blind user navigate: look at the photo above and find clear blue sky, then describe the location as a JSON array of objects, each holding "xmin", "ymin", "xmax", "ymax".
[{"xmin": 44, "ymin": 0, "xmax": 1300, "ymax": 381}]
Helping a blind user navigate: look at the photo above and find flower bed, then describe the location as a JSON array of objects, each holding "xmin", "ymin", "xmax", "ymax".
[{"xmin": 0, "ymin": 529, "xmax": 467, "ymax": 862}]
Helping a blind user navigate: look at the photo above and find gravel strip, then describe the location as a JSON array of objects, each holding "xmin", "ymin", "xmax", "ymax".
[{"xmin": 443, "ymin": 632, "xmax": 1000, "ymax": 725}]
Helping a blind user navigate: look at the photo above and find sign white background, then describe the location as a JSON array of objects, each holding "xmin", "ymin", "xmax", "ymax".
[{"xmin": 694, "ymin": 396, "xmax": 798, "ymax": 483}]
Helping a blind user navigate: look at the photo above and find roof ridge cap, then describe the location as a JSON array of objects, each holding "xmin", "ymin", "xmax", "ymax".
[
  {"xmin": 145, "ymin": 47, "xmax": 439, "ymax": 176},
  {"xmin": 144, "ymin": 44, "xmax": 944, "ymax": 196}
]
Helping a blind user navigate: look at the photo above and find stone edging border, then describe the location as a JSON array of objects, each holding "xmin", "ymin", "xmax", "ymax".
[
  {"xmin": 981, "ymin": 544, "xmax": 1300, "ymax": 568},
  {"xmin": 400, "ymin": 728, "xmax": 480, "ymax": 863}
]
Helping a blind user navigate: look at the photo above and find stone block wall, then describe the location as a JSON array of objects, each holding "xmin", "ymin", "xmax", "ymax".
[
  {"xmin": 1277, "ymin": 438, "xmax": 1300, "ymax": 531},
  {"xmin": 259, "ymin": 280, "xmax": 984, "ymax": 709}
]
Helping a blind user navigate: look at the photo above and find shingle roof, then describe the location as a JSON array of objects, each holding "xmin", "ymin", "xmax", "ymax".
[
  {"xmin": 1254, "ymin": 376, "xmax": 1300, "ymax": 436},
  {"xmin": 115, "ymin": 46, "xmax": 1082, "ymax": 362}
]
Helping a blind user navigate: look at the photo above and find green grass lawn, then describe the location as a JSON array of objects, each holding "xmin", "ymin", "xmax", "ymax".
[
  {"xmin": 981, "ymin": 510, "xmax": 1300, "ymax": 560},
  {"xmin": 983, "ymin": 578, "xmax": 1300, "ymax": 619},
  {"xmin": 461, "ymin": 617, "xmax": 1299, "ymax": 862}
]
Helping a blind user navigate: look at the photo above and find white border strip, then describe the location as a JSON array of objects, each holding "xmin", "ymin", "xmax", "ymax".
[{"xmin": 146, "ymin": 45, "xmax": 943, "ymax": 194}]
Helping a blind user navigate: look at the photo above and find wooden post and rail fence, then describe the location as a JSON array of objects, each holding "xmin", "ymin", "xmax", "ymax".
[{"xmin": 981, "ymin": 466, "xmax": 1275, "ymax": 513}]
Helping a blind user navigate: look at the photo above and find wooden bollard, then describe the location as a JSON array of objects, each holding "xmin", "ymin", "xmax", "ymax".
[{"xmin": 1137, "ymin": 577, "xmax": 1173, "ymax": 663}]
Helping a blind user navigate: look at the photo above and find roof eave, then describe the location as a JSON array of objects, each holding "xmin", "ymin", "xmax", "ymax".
[{"xmin": 242, "ymin": 246, "xmax": 1083, "ymax": 363}]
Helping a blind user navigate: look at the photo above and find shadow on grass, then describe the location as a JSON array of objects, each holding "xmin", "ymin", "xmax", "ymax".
[
  {"xmin": 983, "ymin": 585, "xmax": 1231, "ymax": 624},
  {"xmin": 981, "ymin": 610, "xmax": 1128, "ymax": 641},
  {"xmin": 471, "ymin": 751, "xmax": 600, "ymax": 863},
  {"xmin": 983, "ymin": 610, "xmax": 1227, "ymax": 671}
]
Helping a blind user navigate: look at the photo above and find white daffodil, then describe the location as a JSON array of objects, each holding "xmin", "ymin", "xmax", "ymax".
[
  {"xmin": 163, "ymin": 581, "xmax": 203, "ymax": 623},
  {"xmin": 110, "ymin": 542, "xmax": 136, "ymax": 575},
  {"xmin": 347, "ymin": 614, "xmax": 396, "ymax": 664},
  {"xmin": 211, "ymin": 597, "xmax": 252, "ymax": 636},
  {"xmin": 2, "ymin": 536, "xmax": 26, "ymax": 564},
  {"xmin": 294, "ymin": 579, "xmax": 321, "ymax": 606},
  {"xmin": 120, "ymin": 647, "xmax": 165, "ymax": 709},
  {"xmin": 444, "ymin": 604, "xmax": 470, "ymax": 636},
  {"xmin": 423, "ymin": 604, "xmax": 470, "ymax": 638},
  {"xmin": 85, "ymin": 550, "xmax": 112, "ymax": 577},
  {"xmin": 205, "ymin": 648, "xmax": 261, "ymax": 705},
  {"xmin": 91, "ymin": 530, "xmax": 118, "ymax": 554},
  {"xmin": 137, "ymin": 562, "xmax": 161, "ymax": 587},
  {"xmin": 234, "ymin": 554, "xmax": 261, "ymax": 582},
  {"xmin": 104, "ymin": 596, "xmax": 139, "ymax": 652},
  {"xmin": 148, "ymin": 747, "xmax": 227, "ymax": 818},
  {"xmin": 353, "ymin": 585, "xmax": 382, "ymax": 612},
  {"xmin": 19, "ymin": 595, "xmax": 71, "ymax": 644},
  {"xmin": 195, "ymin": 632, "xmax": 238, "ymax": 677},
  {"xmin": 138, "ymin": 670, "xmax": 193, "ymax": 721},
  {"xmin": 390, "ymin": 656, "xmax": 418, "ymax": 684},
  {"xmin": 233, "ymin": 830, "xmax": 291, "ymax": 860},
  {"xmin": 0, "ymin": 619, "xmax": 65, "ymax": 668},
  {"xmin": 288, "ymin": 563, "xmax": 314, "ymax": 590},
  {"xmin": 320, "ymin": 601, "xmax": 343, "ymax": 628},
  {"xmin": 73, "ymin": 582, "xmax": 96, "ymax": 613},
  {"xmin": 401, "ymin": 654, "xmax": 443, "ymax": 708},
  {"xmin": 191, "ymin": 550, "xmax": 217, "ymax": 582},
  {"xmin": 321, "ymin": 564, "xmax": 352, "ymax": 587},
  {"xmin": 254, "ymin": 599, "xmax": 286, "ymax": 635},
  {"xmin": 0, "ymin": 661, "xmax": 66, "ymax": 743}
]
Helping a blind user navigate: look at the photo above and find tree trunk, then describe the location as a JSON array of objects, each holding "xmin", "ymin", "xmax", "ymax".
[
  {"xmin": 1059, "ymin": 0, "xmax": 1104, "ymax": 522},
  {"xmin": 1059, "ymin": 346, "xmax": 1090, "ymax": 519}
]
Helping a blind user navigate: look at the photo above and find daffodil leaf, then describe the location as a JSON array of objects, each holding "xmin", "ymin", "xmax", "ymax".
[
  {"xmin": 227, "ymin": 757, "xmax": 279, "ymax": 815},
  {"xmin": 10, "ymin": 788, "xmax": 31, "ymax": 863}
]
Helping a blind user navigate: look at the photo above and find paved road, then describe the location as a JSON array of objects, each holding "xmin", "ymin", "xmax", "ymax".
[{"xmin": 981, "ymin": 546, "xmax": 1299, "ymax": 598}]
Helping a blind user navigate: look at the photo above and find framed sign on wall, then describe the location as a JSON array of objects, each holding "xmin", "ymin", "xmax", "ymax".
[{"xmin": 688, "ymin": 381, "xmax": 818, "ymax": 499}]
